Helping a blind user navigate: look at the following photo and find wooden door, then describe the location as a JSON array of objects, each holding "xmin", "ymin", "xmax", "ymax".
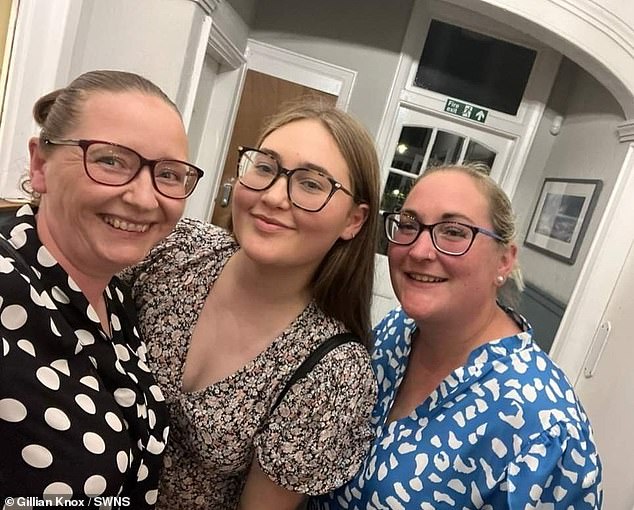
[{"xmin": 210, "ymin": 70, "xmax": 336, "ymax": 227}]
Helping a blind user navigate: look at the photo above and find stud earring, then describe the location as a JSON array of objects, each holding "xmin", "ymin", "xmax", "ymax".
[{"xmin": 496, "ymin": 275, "xmax": 505, "ymax": 285}]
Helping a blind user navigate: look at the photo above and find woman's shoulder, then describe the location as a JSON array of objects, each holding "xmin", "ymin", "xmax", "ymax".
[
  {"xmin": 373, "ymin": 307, "xmax": 415, "ymax": 344},
  {"xmin": 370, "ymin": 307, "xmax": 415, "ymax": 371},
  {"xmin": 477, "ymin": 336, "xmax": 593, "ymax": 435},
  {"xmin": 164, "ymin": 217, "xmax": 235, "ymax": 252},
  {"xmin": 129, "ymin": 218, "xmax": 236, "ymax": 280},
  {"xmin": 254, "ymin": 326, "xmax": 376, "ymax": 496}
]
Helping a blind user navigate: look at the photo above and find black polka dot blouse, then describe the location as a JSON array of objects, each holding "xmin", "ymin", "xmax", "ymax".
[{"xmin": 0, "ymin": 206, "xmax": 169, "ymax": 508}]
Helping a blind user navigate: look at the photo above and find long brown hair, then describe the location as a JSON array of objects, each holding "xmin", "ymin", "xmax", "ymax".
[{"xmin": 255, "ymin": 101, "xmax": 381, "ymax": 346}]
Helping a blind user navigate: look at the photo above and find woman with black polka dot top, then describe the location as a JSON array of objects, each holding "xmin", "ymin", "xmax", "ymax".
[{"xmin": 0, "ymin": 70, "xmax": 203, "ymax": 507}]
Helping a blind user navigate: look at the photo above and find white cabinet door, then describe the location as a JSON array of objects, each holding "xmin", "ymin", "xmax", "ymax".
[{"xmin": 573, "ymin": 239, "xmax": 634, "ymax": 509}]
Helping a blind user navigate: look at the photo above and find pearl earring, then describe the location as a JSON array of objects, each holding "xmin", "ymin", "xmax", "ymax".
[{"xmin": 496, "ymin": 275, "xmax": 505, "ymax": 285}]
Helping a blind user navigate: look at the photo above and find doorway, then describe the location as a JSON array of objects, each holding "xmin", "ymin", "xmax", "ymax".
[{"xmin": 0, "ymin": 0, "xmax": 18, "ymax": 126}]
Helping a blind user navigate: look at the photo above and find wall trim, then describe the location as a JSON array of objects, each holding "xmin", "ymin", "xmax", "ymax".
[
  {"xmin": 0, "ymin": 0, "xmax": 81, "ymax": 200},
  {"xmin": 452, "ymin": 0, "xmax": 634, "ymax": 117},
  {"xmin": 617, "ymin": 120, "xmax": 634, "ymax": 143},
  {"xmin": 179, "ymin": 14, "xmax": 212, "ymax": 129},
  {"xmin": 553, "ymin": 0, "xmax": 634, "ymax": 58},
  {"xmin": 207, "ymin": 22, "xmax": 245, "ymax": 70},
  {"xmin": 187, "ymin": 0, "xmax": 220, "ymax": 16}
]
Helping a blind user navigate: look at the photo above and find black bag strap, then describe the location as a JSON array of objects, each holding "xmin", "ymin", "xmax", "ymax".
[{"xmin": 269, "ymin": 332, "xmax": 361, "ymax": 415}]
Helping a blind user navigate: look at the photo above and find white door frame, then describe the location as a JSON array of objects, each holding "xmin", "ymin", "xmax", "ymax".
[
  {"xmin": 382, "ymin": 106, "xmax": 516, "ymax": 184},
  {"xmin": 245, "ymin": 39, "xmax": 356, "ymax": 111},
  {"xmin": 182, "ymin": 19, "xmax": 247, "ymax": 221},
  {"xmin": 375, "ymin": 0, "xmax": 561, "ymax": 201}
]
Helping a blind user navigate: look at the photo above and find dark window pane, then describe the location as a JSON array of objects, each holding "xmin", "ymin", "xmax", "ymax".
[
  {"xmin": 391, "ymin": 126, "xmax": 432, "ymax": 174},
  {"xmin": 414, "ymin": 20, "xmax": 537, "ymax": 115},
  {"xmin": 464, "ymin": 141, "xmax": 496, "ymax": 169},
  {"xmin": 380, "ymin": 172, "xmax": 415, "ymax": 213},
  {"xmin": 427, "ymin": 131, "xmax": 464, "ymax": 168},
  {"xmin": 378, "ymin": 212, "xmax": 390, "ymax": 256}
]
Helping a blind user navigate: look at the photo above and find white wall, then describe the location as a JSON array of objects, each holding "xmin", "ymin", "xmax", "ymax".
[
  {"xmin": 68, "ymin": 0, "xmax": 208, "ymax": 118},
  {"xmin": 0, "ymin": 0, "xmax": 82, "ymax": 199},
  {"xmin": 450, "ymin": 0, "xmax": 634, "ymax": 118},
  {"xmin": 514, "ymin": 58, "xmax": 626, "ymax": 303}
]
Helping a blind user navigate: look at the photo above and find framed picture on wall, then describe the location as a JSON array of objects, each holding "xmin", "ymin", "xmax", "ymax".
[{"xmin": 524, "ymin": 178, "xmax": 602, "ymax": 264}]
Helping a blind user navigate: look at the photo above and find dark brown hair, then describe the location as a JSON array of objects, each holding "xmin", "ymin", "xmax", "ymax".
[{"xmin": 34, "ymin": 69, "xmax": 180, "ymax": 144}]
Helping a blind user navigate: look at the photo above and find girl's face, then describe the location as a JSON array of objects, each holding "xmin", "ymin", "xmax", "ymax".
[
  {"xmin": 231, "ymin": 118, "xmax": 368, "ymax": 275},
  {"xmin": 29, "ymin": 91, "xmax": 187, "ymax": 278},
  {"xmin": 388, "ymin": 170, "xmax": 516, "ymax": 324}
]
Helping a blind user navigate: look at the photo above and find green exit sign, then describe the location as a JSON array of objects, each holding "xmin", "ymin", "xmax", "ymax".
[{"xmin": 444, "ymin": 99, "xmax": 488, "ymax": 123}]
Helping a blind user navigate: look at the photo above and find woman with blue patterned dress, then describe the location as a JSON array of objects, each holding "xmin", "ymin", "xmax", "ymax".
[{"xmin": 311, "ymin": 164, "xmax": 602, "ymax": 509}]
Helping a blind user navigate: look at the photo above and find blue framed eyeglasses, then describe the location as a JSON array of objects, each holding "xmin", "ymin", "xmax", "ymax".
[{"xmin": 384, "ymin": 211, "xmax": 503, "ymax": 256}]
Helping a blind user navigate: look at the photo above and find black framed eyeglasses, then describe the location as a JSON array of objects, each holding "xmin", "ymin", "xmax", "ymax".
[
  {"xmin": 383, "ymin": 211, "xmax": 503, "ymax": 256},
  {"xmin": 236, "ymin": 146, "xmax": 357, "ymax": 212},
  {"xmin": 44, "ymin": 138, "xmax": 204, "ymax": 199}
]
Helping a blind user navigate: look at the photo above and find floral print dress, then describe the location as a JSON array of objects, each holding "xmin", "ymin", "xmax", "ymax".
[{"xmin": 126, "ymin": 219, "xmax": 377, "ymax": 510}]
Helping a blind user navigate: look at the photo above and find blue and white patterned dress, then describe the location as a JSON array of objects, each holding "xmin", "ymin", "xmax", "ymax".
[{"xmin": 310, "ymin": 307, "xmax": 603, "ymax": 509}]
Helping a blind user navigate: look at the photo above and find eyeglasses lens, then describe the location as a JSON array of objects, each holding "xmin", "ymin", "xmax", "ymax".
[
  {"xmin": 239, "ymin": 150, "xmax": 333, "ymax": 211},
  {"xmin": 386, "ymin": 215, "xmax": 419, "ymax": 245},
  {"xmin": 386, "ymin": 215, "xmax": 474, "ymax": 255},
  {"xmin": 433, "ymin": 223, "xmax": 473, "ymax": 254},
  {"xmin": 85, "ymin": 143, "xmax": 198, "ymax": 199}
]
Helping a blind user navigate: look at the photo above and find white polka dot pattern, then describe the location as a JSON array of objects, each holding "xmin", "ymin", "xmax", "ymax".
[
  {"xmin": 1, "ymin": 304, "xmax": 28, "ymax": 330},
  {"xmin": 0, "ymin": 206, "xmax": 169, "ymax": 507},
  {"xmin": 84, "ymin": 432, "xmax": 106, "ymax": 455},
  {"xmin": 311, "ymin": 307, "xmax": 603, "ymax": 510},
  {"xmin": 51, "ymin": 359, "xmax": 70, "ymax": 376},
  {"xmin": 0, "ymin": 398, "xmax": 27, "ymax": 422},
  {"xmin": 36, "ymin": 367, "xmax": 61, "ymax": 390},
  {"xmin": 75, "ymin": 394, "xmax": 97, "ymax": 414},
  {"xmin": 44, "ymin": 407, "xmax": 71, "ymax": 431},
  {"xmin": 43, "ymin": 481, "xmax": 73, "ymax": 496},
  {"xmin": 22, "ymin": 444, "xmax": 53, "ymax": 468},
  {"xmin": 84, "ymin": 474, "xmax": 107, "ymax": 495}
]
